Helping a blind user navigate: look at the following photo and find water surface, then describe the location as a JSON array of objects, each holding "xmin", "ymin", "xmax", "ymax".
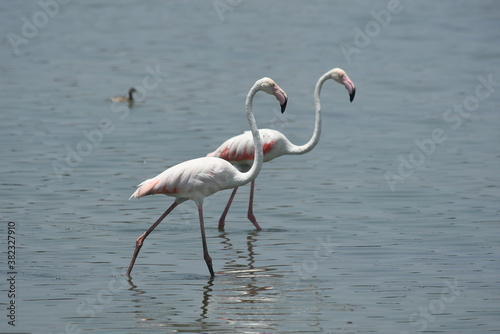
[{"xmin": 1, "ymin": 1, "xmax": 500, "ymax": 333}]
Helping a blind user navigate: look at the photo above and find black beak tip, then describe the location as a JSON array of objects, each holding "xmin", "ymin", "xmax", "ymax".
[
  {"xmin": 280, "ymin": 98, "xmax": 288, "ymax": 113},
  {"xmin": 349, "ymin": 87, "xmax": 356, "ymax": 103}
]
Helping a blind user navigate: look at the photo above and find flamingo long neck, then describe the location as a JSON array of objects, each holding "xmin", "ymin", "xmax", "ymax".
[
  {"xmin": 287, "ymin": 73, "xmax": 329, "ymax": 155},
  {"xmin": 236, "ymin": 84, "xmax": 264, "ymax": 185}
]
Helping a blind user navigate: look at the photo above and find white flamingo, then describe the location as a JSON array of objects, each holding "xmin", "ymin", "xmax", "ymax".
[
  {"xmin": 127, "ymin": 77, "xmax": 288, "ymax": 277},
  {"xmin": 208, "ymin": 68, "xmax": 356, "ymax": 230}
]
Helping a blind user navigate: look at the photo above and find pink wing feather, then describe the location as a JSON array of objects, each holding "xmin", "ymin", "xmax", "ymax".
[{"xmin": 208, "ymin": 129, "xmax": 285, "ymax": 164}]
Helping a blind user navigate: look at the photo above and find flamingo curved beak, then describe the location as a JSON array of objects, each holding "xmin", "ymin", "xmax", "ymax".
[
  {"xmin": 280, "ymin": 97, "xmax": 288, "ymax": 113},
  {"xmin": 349, "ymin": 87, "xmax": 356, "ymax": 102},
  {"xmin": 342, "ymin": 74, "xmax": 356, "ymax": 102},
  {"xmin": 273, "ymin": 85, "xmax": 288, "ymax": 113}
]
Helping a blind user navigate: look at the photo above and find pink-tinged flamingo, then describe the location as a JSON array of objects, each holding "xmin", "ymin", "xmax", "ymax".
[
  {"xmin": 127, "ymin": 78, "xmax": 288, "ymax": 277},
  {"xmin": 208, "ymin": 68, "xmax": 356, "ymax": 230}
]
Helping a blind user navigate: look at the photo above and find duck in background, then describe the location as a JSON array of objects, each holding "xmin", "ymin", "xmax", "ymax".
[{"xmin": 111, "ymin": 87, "xmax": 136, "ymax": 105}]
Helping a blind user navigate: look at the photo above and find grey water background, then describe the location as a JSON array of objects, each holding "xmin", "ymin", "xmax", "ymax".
[{"xmin": 1, "ymin": 0, "xmax": 500, "ymax": 333}]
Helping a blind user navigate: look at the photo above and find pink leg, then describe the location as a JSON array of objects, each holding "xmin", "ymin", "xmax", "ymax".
[
  {"xmin": 218, "ymin": 187, "xmax": 239, "ymax": 230},
  {"xmin": 198, "ymin": 205, "xmax": 215, "ymax": 277},
  {"xmin": 247, "ymin": 180, "xmax": 262, "ymax": 231},
  {"xmin": 127, "ymin": 201, "xmax": 179, "ymax": 276}
]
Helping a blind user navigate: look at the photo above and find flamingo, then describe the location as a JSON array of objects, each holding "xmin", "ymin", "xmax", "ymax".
[
  {"xmin": 207, "ymin": 68, "xmax": 356, "ymax": 230},
  {"xmin": 127, "ymin": 77, "xmax": 288, "ymax": 277}
]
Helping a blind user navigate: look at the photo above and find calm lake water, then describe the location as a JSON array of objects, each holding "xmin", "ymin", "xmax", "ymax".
[{"xmin": 1, "ymin": 1, "xmax": 500, "ymax": 333}]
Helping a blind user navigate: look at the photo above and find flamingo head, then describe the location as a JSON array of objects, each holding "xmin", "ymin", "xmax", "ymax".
[
  {"xmin": 329, "ymin": 68, "xmax": 356, "ymax": 102},
  {"xmin": 256, "ymin": 77, "xmax": 288, "ymax": 113}
]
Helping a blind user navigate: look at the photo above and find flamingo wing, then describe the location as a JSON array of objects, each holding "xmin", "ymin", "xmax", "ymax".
[
  {"xmin": 130, "ymin": 157, "xmax": 239, "ymax": 200},
  {"xmin": 208, "ymin": 129, "xmax": 287, "ymax": 164}
]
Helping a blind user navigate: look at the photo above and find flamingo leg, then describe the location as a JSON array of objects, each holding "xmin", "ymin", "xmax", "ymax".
[
  {"xmin": 198, "ymin": 205, "xmax": 215, "ymax": 277},
  {"xmin": 127, "ymin": 201, "xmax": 179, "ymax": 276},
  {"xmin": 218, "ymin": 187, "xmax": 239, "ymax": 230},
  {"xmin": 247, "ymin": 180, "xmax": 262, "ymax": 231}
]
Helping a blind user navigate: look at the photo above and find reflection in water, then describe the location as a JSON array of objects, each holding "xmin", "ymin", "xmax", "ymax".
[
  {"xmin": 123, "ymin": 230, "xmax": 345, "ymax": 333},
  {"xmin": 199, "ymin": 277, "xmax": 213, "ymax": 319},
  {"xmin": 126, "ymin": 275, "xmax": 167, "ymax": 325},
  {"xmin": 125, "ymin": 230, "xmax": 286, "ymax": 332},
  {"xmin": 197, "ymin": 231, "xmax": 283, "ymax": 331},
  {"xmin": 218, "ymin": 230, "xmax": 260, "ymax": 274}
]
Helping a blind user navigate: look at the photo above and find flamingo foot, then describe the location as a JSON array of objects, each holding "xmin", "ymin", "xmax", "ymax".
[{"xmin": 247, "ymin": 212, "xmax": 262, "ymax": 231}]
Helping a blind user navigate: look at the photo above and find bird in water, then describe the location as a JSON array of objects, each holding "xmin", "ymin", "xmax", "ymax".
[
  {"xmin": 207, "ymin": 68, "xmax": 356, "ymax": 231},
  {"xmin": 111, "ymin": 87, "xmax": 136, "ymax": 104},
  {"xmin": 126, "ymin": 77, "xmax": 288, "ymax": 277}
]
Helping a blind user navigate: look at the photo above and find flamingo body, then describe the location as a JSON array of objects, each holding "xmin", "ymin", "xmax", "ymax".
[
  {"xmin": 130, "ymin": 157, "xmax": 244, "ymax": 203},
  {"xmin": 207, "ymin": 129, "xmax": 291, "ymax": 168},
  {"xmin": 209, "ymin": 68, "xmax": 356, "ymax": 230}
]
